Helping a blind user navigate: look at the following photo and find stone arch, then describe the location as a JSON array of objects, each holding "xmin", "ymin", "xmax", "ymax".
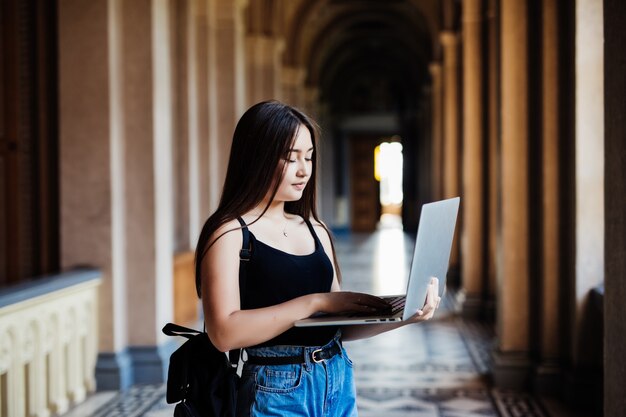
[
  {"xmin": 246, "ymin": 0, "xmax": 285, "ymax": 36},
  {"xmin": 280, "ymin": 1, "xmax": 438, "ymax": 231},
  {"xmin": 284, "ymin": 0, "xmax": 436, "ymax": 68},
  {"xmin": 306, "ymin": 10, "xmax": 432, "ymax": 88}
]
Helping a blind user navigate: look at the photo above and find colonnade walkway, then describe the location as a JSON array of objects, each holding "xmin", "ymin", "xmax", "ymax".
[{"xmin": 62, "ymin": 216, "xmax": 583, "ymax": 417}]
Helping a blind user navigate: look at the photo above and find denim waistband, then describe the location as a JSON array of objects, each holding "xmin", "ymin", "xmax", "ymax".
[{"xmin": 244, "ymin": 330, "xmax": 342, "ymax": 365}]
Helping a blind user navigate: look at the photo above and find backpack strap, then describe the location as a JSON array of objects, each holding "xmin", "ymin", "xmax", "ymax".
[
  {"xmin": 228, "ymin": 217, "xmax": 251, "ymax": 366},
  {"xmin": 162, "ymin": 323, "xmax": 202, "ymax": 339},
  {"xmin": 237, "ymin": 217, "xmax": 251, "ymax": 261},
  {"xmin": 235, "ymin": 217, "xmax": 250, "ymax": 297}
]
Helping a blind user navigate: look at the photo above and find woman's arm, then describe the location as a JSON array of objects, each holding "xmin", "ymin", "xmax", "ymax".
[
  {"xmin": 202, "ymin": 221, "xmax": 387, "ymax": 352},
  {"xmin": 313, "ymin": 221, "xmax": 441, "ymax": 342}
]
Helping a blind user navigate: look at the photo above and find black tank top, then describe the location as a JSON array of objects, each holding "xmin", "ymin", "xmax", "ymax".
[{"xmin": 238, "ymin": 217, "xmax": 339, "ymax": 347}]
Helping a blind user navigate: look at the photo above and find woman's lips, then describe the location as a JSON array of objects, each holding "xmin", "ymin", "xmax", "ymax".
[{"xmin": 293, "ymin": 182, "xmax": 306, "ymax": 191}]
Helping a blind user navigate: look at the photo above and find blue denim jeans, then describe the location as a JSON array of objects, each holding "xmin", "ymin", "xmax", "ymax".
[{"xmin": 236, "ymin": 332, "xmax": 357, "ymax": 417}]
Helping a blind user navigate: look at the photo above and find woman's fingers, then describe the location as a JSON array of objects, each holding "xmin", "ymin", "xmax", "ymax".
[
  {"xmin": 410, "ymin": 278, "xmax": 441, "ymax": 322},
  {"xmin": 426, "ymin": 277, "xmax": 439, "ymax": 307},
  {"xmin": 355, "ymin": 294, "xmax": 392, "ymax": 314},
  {"xmin": 350, "ymin": 293, "xmax": 391, "ymax": 310},
  {"xmin": 324, "ymin": 292, "xmax": 391, "ymax": 314}
]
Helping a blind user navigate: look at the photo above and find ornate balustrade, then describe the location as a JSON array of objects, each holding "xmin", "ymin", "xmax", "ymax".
[{"xmin": 0, "ymin": 269, "xmax": 101, "ymax": 417}]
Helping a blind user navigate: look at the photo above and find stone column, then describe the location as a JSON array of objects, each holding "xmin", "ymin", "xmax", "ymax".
[
  {"xmin": 461, "ymin": 0, "xmax": 484, "ymax": 316},
  {"xmin": 273, "ymin": 39, "xmax": 286, "ymax": 101},
  {"xmin": 246, "ymin": 34, "xmax": 263, "ymax": 105},
  {"xmin": 303, "ymin": 86, "xmax": 320, "ymax": 119},
  {"xmin": 440, "ymin": 31, "xmax": 460, "ymax": 200},
  {"xmin": 574, "ymin": 0, "xmax": 605, "ymax": 361},
  {"xmin": 186, "ymin": 0, "xmax": 211, "ymax": 244},
  {"xmin": 213, "ymin": 0, "xmax": 248, "ymax": 207},
  {"xmin": 173, "ymin": 1, "xmax": 190, "ymax": 251},
  {"xmin": 58, "ymin": 0, "xmax": 131, "ymax": 390},
  {"xmin": 536, "ymin": 0, "xmax": 561, "ymax": 392},
  {"xmin": 121, "ymin": 0, "xmax": 175, "ymax": 383},
  {"xmin": 246, "ymin": 34, "xmax": 278, "ymax": 105},
  {"xmin": 566, "ymin": 0, "xmax": 605, "ymax": 405},
  {"xmin": 206, "ymin": 0, "xmax": 220, "ymax": 211},
  {"xmin": 429, "ymin": 62, "xmax": 443, "ymax": 202},
  {"xmin": 494, "ymin": 0, "xmax": 531, "ymax": 388},
  {"xmin": 486, "ymin": 0, "xmax": 498, "ymax": 308},
  {"xmin": 604, "ymin": 1, "xmax": 626, "ymax": 414},
  {"xmin": 282, "ymin": 65, "xmax": 306, "ymax": 108},
  {"xmin": 440, "ymin": 31, "xmax": 460, "ymax": 269}
]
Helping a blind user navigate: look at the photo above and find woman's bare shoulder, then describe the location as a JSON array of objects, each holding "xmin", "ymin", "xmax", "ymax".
[
  {"xmin": 309, "ymin": 217, "xmax": 332, "ymax": 241},
  {"xmin": 208, "ymin": 219, "xmax": 244, "ymax": 250},
  {"xmin": 309, "ymin": 216, "xmax": 328, "ymax": 228}
]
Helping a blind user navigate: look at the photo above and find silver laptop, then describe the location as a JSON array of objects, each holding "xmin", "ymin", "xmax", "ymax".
[{"xmin": 294, "ymin": 197, "xmax": 460, "ymax": 327}]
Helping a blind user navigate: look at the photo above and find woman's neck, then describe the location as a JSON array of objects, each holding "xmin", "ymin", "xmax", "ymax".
[{"xmin": 251, "ymin": 200, "xmax": 289, "ymax": 220}]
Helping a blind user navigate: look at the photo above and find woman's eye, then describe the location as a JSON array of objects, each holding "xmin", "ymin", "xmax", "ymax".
[{"xmin": 284, "ymin": 155, "xmax": 312, "ymax": 163}]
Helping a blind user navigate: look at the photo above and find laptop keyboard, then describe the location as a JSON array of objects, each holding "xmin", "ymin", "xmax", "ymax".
[
  {"xmin": 324, "ymin": 295, "xmax": 406, "ymax": 318},
  {"xmin": 339, "ymin": 295, "xmax": 406, "ymax": 318},
  {"xmin": 382, "ymin": 295, "xmax": 406, "ymax": 316}
]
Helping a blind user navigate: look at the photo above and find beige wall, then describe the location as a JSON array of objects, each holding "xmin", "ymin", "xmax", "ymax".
[
  {"xmin": 59, "ymin": 0, "xmax": 128, "ymax": 352},
  {"xmin": 574, "ymin": 0, "xmax": 604, "ymax": 363}
]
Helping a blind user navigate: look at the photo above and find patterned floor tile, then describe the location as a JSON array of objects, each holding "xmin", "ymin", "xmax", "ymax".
[
  {"xmin": 492, "ymin": 389, "xmax": 550, "ymax": 417},
  {"xmin": 87, "ymin": 384, "xmax": 166, "ymax": 417},
  {"xmin": 440, "ymin": 397, "xmax": 494, "ymax": 412}
]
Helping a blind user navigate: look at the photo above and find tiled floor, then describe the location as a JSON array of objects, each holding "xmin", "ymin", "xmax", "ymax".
[{"xmin": 62, "ymin": 219, "xmax": 583, "ymax": 417}]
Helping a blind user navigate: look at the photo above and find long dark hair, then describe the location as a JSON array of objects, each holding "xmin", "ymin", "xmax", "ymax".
[{"xmin": 195, "ymin": 100, "xmax": 341, "ymax": 297}]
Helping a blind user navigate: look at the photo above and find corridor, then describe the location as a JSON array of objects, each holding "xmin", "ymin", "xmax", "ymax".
[
  {"xmin": 2, "ymin": 0, "xmax": 624, "ymax": 415},
  {"xmin": 62, "ymin": 220, "xmax": 573, "ymax": 417}
]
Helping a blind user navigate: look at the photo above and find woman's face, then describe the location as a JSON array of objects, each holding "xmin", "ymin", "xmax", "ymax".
[{"xmin": 274, "ymin": 125, "xmax": 314, "ymax": 202}]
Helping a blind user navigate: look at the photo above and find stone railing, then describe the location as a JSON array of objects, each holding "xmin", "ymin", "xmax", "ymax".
[{"xmin": 0, "ymin": 269, "xmax": 101, "ymax": 417}]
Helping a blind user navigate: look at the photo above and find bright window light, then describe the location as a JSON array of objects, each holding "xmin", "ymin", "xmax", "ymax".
[{"xmin": 375, "ymin": 141, "xmax": 403, "ymax": 205}]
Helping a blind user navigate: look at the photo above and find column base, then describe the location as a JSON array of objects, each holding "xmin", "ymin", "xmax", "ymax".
[
  {"xmin": 95, "ymin": 350, "xmax": 133, "ymax": 391},
  {"xmin": 127, "ymin": 342, "xmax": 178, "ymax": 385},
  {"xmin": 491, "ymin": 350, "xmax": 532, "ymax": 390},
  {"xmin": 95, "ymin": 340, "xmax": 178, "ymax": 390},
  {"xmin": 455, "ymin": 290, "xmax": 496, "ymax": 320},
  {"xmin": 447, "ymin": 264, "xmax": 461, "ymax": 288},
  {"xmin": 532, "ymin": 360, "xmax": 562, "ymax": 395}
]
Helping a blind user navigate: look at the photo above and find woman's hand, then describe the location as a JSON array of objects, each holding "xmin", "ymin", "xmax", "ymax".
[
  {"xmin": 316, "ymin": 291, "xmax": 391, "ymax": 315},
  {"xmin": 406, "ymin": 277, "xmax": 441, "ymax": 322}
]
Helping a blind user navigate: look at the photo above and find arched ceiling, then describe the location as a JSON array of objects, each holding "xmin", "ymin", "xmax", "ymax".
[
  {"xmin": 281, "ymin": 0, "xmax": 440, "ymax": 115},
  {"xmin": 283, "ymin": 0, "xmax": 440, "ymax": 67}
]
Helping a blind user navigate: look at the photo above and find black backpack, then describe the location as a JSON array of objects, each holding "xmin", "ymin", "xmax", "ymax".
[
  {"xmin": 162, "ymin": 323, "xmax": 240, "ymax": 417},
  {"xmin": 163, "ymin": 218, "xmax": 250, "ymax": 417}
]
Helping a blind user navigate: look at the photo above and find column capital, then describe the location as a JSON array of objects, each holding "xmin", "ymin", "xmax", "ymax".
[
  {"xmin": 237, "ymin": 0, "xmax": 249, "ymax": 11},
  {"xmin": 275, "ymin": 37, "xmax": 286, "ymax": 55},
  {"xmin": 440, "ymin": 32, "xmax": 459, "ymax": 67},
  {"xmin": 246, "ymin": 34, "xmax": 285, "ymax": 55},
  {"xmin": 304, "ymin": 86, "xmax": 319, "ymax": 102},
  {"xmin": 216, "ymin": 0, "xmax": 248, "ymax": 20},
  {"xmin": 282, "ymin": 66, "xmax": 306, "ymax": 86},
  {"xmin": 440, "ymin": 30, "xmax": 459, "ymax": 46},
  {"xmin": 429, "ymin": 61, "xmax": 442, "ymax": 76}
]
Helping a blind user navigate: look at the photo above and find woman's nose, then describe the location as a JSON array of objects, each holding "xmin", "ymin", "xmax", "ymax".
[{"xmin": 297, "ymin": 160, "xmax": 310, "ymax": 177}]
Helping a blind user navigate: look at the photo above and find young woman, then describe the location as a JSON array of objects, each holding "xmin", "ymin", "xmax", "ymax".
[{"xmin": 195, "ymin": 100, "xmax": 440, "ymax": 417}]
